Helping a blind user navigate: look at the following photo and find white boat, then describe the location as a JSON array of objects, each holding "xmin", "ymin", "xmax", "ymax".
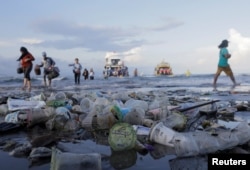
[
  {"xmin": 154, "ymin": 61, "xmax": 173, "ymax": 76},
  {"xmin": 104, "ymin": 53, "xmax": 129, "ymax": 77}
]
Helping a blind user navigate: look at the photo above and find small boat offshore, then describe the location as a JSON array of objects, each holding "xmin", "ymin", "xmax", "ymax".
[
  {"xmin": 154, "ymin": 61, "xmax": 173, "ymax": 76},
  {"xmin": 104, "ymin": 52, "xmax": 129, "ymax": 77}
]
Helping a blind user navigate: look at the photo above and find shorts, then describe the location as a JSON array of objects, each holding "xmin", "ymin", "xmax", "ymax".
[{"xmin": 215, "ymin": 65, "xmax": 233, "ymax": 76}]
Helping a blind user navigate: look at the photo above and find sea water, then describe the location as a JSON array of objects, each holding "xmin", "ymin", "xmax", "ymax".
[{"xmin": 1, "ymin": 73, "xmax": 250, "ymax": 93}]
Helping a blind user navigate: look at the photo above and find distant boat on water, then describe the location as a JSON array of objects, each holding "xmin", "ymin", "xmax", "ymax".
[
  {"xmin": 104, "ymin": 52, "xmax": 129, "ymax": 77},
  {"xmin": 185, "ymin": 69, "xmax": 191, "ymax": 77},
  {"xmin": 154, "ymin": 60, "xmax": 173, "ymax": 76}
]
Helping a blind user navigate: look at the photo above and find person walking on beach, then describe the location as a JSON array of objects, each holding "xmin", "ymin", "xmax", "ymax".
[
  {"xmin": 89, "ymin": 68, "xmax": 94, "ymax": 80},
  {"xmin": 17, "ymin": 47, "xmax": 35, "ymax": 91},
  {"xmin": 38, "ymin": 52, "xmax": 56, "ymax": 87},
  {"xmin": 213, "ymin": 39, "xmax": 238, "ymax": 90},
  {"xmin": 82, "ymin": 68, "xmax": 89, "ymax": 80},
  {"xmin": 103, "ymin": 66, "xmax": 109, "ymax": 79},
  {"xmin": 134, "ymin": 68, "xmax": 138, "ymax": 77},
  {"xmin": 69, "ymin": 58, "xmax": 82, "ymax": 85}
]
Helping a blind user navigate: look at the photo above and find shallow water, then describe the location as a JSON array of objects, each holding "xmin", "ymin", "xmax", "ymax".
[{"xmin": 0, "ymin": 129, "xmax": 177, "ymax": 170}]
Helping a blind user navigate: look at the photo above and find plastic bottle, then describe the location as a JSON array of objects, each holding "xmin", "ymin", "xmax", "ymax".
[
  {"xmin": 55, "ymin": 107, "xmax": 71, "ymax": 120},
  {"xmin": 96, "ymin": 105, "xmax": 117, "ymax": 130},
  {"xmin": 46, "ymin": 100, "xmax": 66, "ymax": 108},
  {"xmin": 51, "ymin": 147, "xmax": 102, "ymax": 170},
  {"xmin": 124, "ymin": 99, "xmax": 148, "ymax": 112},
  {"xmin": 158, "ymin": 96, "xmax": 170, "ymax": 120},
  {"xmin": 123, "ymin": 107, "xmax": 145, "ymax": 125},
  {"xmin": 110, "ymin": 105, "xmax": 131, "ymax": 122},
  {"xmin": 54, "ymin": 92, "xmax": 67, "ymax": 100},
  {"xmin": 80, "ymin": 98, "xmax": 93, "ymax": 113}
]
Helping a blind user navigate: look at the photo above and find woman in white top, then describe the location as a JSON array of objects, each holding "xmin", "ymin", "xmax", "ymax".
[
  {"xmin": 89, "ymin": 68, "xmax": 94, "ymax": 80},
  {"xmin": 69, "ymin": 58, "xmax": 82, "ymax": 84}
]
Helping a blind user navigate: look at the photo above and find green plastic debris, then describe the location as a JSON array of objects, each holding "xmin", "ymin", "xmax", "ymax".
[
  {"xmin": 108, "ymin": 123, "xmax": 136, "ymax": 151},
  {"xmin": 46, "ymin": 100, "xmax": 65, "ymax": 108}
]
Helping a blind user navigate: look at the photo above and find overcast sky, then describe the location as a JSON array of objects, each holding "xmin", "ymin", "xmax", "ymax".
[{"xmin": 1, "ymin": 0, "xmax": 250, "ymax": 76}]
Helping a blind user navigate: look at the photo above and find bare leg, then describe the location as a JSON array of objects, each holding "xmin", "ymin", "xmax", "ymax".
[
  {"xmin": 229, "ymin": 74, "xmax": 237, "ymax": 85},
  {"xmin": 48, "ymin": 79, "xmax": 51, "ymax": 87},
  {"xmin": 43, "ymin": 75, "xmax": 47, "ymax": 86},
  {"xmin": 213, "ymin": 73, "xmax": 220, "ymax": 89},
  {"xmin": 27, "ymin": 80, "xmax": 31, "ymax": 92},
  {"xmin": 22, "ymin": 78, "xmax": 27, "ymax": 90}
]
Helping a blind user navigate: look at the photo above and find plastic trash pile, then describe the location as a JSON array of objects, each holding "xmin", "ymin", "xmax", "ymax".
[{"xmin": 1, "ymin": 89, "xmax": 250, "ymax": 169}]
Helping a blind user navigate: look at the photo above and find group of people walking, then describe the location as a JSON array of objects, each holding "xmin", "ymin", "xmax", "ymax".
[
  {"xmin": 68, "ymin": 58, "xmax": 94, "ymax": 84},
  {"xmin": 17, "ymin": 47, "xmax": 95, "ymax": 91},
  {"xmin": 17, "ymin": 48, "xmax": 61, "ymax": 91},
  {"xmin": 17, "ymin": 38, "xmax": 239, "ymax": 92}
]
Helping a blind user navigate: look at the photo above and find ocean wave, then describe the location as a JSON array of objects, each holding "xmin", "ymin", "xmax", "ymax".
[
  {"xmin": 0, "ymin": 77, "xmax": 61, "ymax": 83},
  {"xmin": 0, "ymin": 76, "xmax": 23, "ymax": 83},
  {"xmin": 34, "ymin": 76, "xmax": 68, "ymax": 81},
  {"xmin": 0, "ymin": 74, "xmax": 249, "ymax": 93}
]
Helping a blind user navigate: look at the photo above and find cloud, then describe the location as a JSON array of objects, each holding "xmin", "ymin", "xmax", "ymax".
[
  {"xmin": 38, "ymin": 38, "xmax": 145, "ymax": 52},
  {"xmin": 20, "ymin": 38, "xmax": 44, "ymax": 45},
  {"xmin": 179, "ymin": 28, "xmax": 250, "ymax": 74},
  {"xmin": 123, "ymin": 47, "xmax": 143, "ymax": 62},
  {"xmin": 226, "ymin": 28, "xmax": 250, "ymax": 73},
  {"xmin": 149, "ymin": 17, "xmax": 184, "ymax": 31},
  {"xmin": 104, "ymin": 47, "xmax": 142, "ymax": 63},
  {"xmin": 0, "ymin": 40, "xmax": 13, "ymax": 47},
  {"xmin": 170, "ymin": 46, "xmax": 218, "ymax": 74},
  {"xmin": 229, "ymin": 29, "xmax": 250, "ymax": 61},
  {"xmin": 30, "ymin": 18, "xmax": 144, "ymax": 51},
  {"xmin": 29, "ymin": 18, "xmax": 183, "ymax": 52}
]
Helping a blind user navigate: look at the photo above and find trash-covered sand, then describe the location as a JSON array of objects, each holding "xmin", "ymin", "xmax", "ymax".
[{"xmin": 1, "ymin": 80, "xmax": 250, "ymax": 170}]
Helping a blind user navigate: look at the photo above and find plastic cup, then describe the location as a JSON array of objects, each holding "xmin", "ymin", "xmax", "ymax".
[{"xmin": 149, "ymin": 122, "xmax": 175, "ymax": 147}]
